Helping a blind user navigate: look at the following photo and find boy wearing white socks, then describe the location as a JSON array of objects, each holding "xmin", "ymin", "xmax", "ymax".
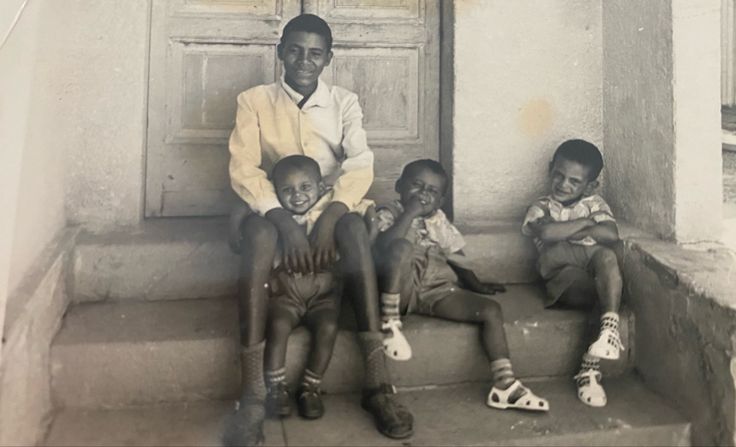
[{"xmin": 522, "ymin": 139, "xmax": 625, "ymax": 407}]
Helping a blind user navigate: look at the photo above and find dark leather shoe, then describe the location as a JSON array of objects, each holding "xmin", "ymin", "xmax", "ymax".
[
  {"xmin": 361, "ymin": 384, "xmax": 414, "ymax": 439},
  {"xmin": 265, "ymin": 382, "xmax": 291, "ymax": 418},
  {"xmin": 297, "ymin": 384, "xmax": 324, "ymax": 419}
]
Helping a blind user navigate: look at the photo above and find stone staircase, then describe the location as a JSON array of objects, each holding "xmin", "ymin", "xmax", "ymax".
[{"xmin": 43, "ymin": 219, "xmax": 690, "ymax": 446}]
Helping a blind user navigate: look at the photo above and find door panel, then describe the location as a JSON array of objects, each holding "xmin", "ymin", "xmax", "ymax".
[{"xmin": 146, "ymin": 0, "xmax": 439, "ymax": 216}]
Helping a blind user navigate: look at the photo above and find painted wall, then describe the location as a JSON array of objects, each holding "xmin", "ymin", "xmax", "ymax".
[
  {"xmin": 57, "ymin": 0, "xmax": 150, "ymax": 227},
  {"xmin": 451, "ymin": 0, "xmax": 603, "ymax": 226},
  {"xmin": 1, "ymin": 0, "xmax": 66, "ymax": 312},
  {"xmin": 602, "ymin": 0, "xmax": 721, "ymax": 242}
]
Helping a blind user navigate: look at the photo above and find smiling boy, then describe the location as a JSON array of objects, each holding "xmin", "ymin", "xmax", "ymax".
[
  {"xmin": 522, "ymin": 139, "xmax": 625, "ymax": 409},
  {"xmin": 225, "ymin": 14, "xmax": 412, "ymax": 446}
]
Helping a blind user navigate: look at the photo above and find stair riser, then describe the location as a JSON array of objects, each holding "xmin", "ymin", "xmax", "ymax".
[
  {"xmin": 71, "ymin": 232, "xmax": 538, "ymax": 303},
  {"xmin": 51, "ymin": 317, "xmax": 632, "ymax": 408}
]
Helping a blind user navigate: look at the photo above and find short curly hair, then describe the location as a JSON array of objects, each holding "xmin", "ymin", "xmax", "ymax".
[{"xmin": 551, "ymin": 139, "xmax": 604, "ymax": 180}]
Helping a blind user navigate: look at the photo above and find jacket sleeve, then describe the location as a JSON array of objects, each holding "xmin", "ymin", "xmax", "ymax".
[
  {"xmin": 228, "ymin": 91, "xmax": 282, "ymax": 215},
  {"xmin": 330, "ymin": 92, "xmax": 374, "ymax": 209}
]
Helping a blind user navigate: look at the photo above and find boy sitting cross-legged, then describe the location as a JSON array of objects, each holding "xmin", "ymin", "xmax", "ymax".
[
  {"xmin": 521, "ymin": 139, "xmax": 625, "ymax": 408},
  {"xmin": 372, "ymin": 159, "xmax": 549, "ymax": 412},
  {"xmin": 263, "ymin": 155, "xmax": 373, "ymax": 420}
]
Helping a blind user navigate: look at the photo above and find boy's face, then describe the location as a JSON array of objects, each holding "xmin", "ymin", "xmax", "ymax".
[
  {"xmin": 549, "ymin": 157, "xmax": 597, "ymax": 204},
  {"xmin": 274, "ymin": 169, "xmax": 324, "ymax": 215},
  {"xmin": 396, "ymin": 168, "xmax": 446, "ymax": 217},
  {"xmin": 278, "ymin": 31, "xmax": 332, "ymax": 96}
]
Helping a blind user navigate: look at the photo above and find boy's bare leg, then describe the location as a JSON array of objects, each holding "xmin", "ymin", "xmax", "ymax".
[
  {"xmin": 335, "ymin": 214, "xmax": 414, "ymax": 439},
  {"xmin": 432, "ymin": 290, "xmax": 548, "ymax": 411},
  {"xmin": 263, "ymin": 308, "xmax": 300, "ymax": 418},
  {"xmin": 303, "ymin": 307, "xmax": 340, "ymax": 376},
  {"xmin": 587, "ymin": 246, "xmax": 624, "ymax": 360},
  {"xmin": 223, "ymin": 214, "xmax": 278, "ymax": 447},
  {"xmin": 375, "ymin": 239, "xmax": 413, "ymax": 360}
]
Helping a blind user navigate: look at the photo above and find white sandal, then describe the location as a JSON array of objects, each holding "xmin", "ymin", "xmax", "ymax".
[
  {"xmin": 382, "ymin": 320, "xmax": 412, "ymax": 361},
  {"xmin": 486, "ymin": 380, "xmax": 549, "ymax": 412},
  {"xmin": 588, "ymin": 328, "xmax": 624, "ymax": 360},
  {"xmin": 574, "ymin": 369, "xmax": 607, "ymax": 407}
]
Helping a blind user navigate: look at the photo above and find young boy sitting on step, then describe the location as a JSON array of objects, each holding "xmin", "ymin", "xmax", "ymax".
[
  {"xmin": 372, "ymin": 159, "xmax": 549, "ymax": 412},
  {"xmin": 521, "ymin": 139, "xmax": 625, "ymax": 408},
  {"xmin": 262, "ymin": 155, "xmax": 373, "ymax": 420}
]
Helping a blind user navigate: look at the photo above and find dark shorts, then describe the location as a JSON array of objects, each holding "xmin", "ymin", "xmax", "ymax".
[
  {"xmin": 537, "ymin": 242, "xmax": 604, "ymax": 307},
  {"xmin": 401, "ymin": 246, "xmax": 460, "ymax": 316},
  {"xmin": 268, "ymin": 270, "xmax": 339, "ymax": 321}
]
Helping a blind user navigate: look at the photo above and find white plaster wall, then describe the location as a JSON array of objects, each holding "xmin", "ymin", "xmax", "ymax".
[
  {"xmin": 602, "ymin": 0, "xmax": 676, "ymax": 239},
  {"xmin": 452, "ymin": 0, "xmax": 602, "ymax": 225},
  {"xmin": 603, "ymin": 0, "xmax": 722, "ymax": 242},
  {"xmin": 0, "ymin": 0, "xmax": 66, "ymax": 305},
  {"xmin": 57, "ymin": 0, "xmax": 150, "ymax": 227}
]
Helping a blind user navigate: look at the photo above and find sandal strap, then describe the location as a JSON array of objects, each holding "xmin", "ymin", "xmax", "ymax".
[{"xmin": 574, "ymin": 369, "xmax": 602, "ymax": 383}]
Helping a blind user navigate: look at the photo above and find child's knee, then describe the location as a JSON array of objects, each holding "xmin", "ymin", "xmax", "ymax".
[
  {"xmin": 480, "ymin": 300, "xmax": 504, "ymax": 323},
  {"xmin": 592, "ymin": 247, "xmax": 620, "ymax": 275},
  {"xmin": 386, "ymin": 239, "xmax": 413, "ymax": 264},
  {"xmin": 335, "ymin": 213, "xmax": 369, "ymax": 245},
  {"xmin": 313, "ymin": 317, "xmax": 339, "ymax": 344},
  {"xmin": 242, "ymin": 216, "xmax": 278, "ymax": 248},
  {"xmin": 267, "ymin": 314, "xmax": 295, "ymax": 341}
]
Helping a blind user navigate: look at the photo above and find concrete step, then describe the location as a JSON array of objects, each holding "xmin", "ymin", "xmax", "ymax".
[
  {"xmin": 44, "ymin": 375, "xmax": 689, "ymax": 446},
  {"xmin": 71, "ymin": 218, "xmax": 538, "ymax": 302},
  {"xmin": 51, "ymin": 286, "xmax": 633, "ymax": 408}
]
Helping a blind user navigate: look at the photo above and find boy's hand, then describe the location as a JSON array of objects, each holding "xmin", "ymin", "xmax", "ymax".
[
  {"xmin": 266, "ymin": 208, "xmax": 313, "ymax": 274},
  {"xmin": 472, "ymin": 282, "xmax": 507, "ymax": 295},
  {"xmin": 310, "ymin": 202, "xmax": 349, "ymax": 271},
  {"xmin": 228, "ymin": 202, "xmax": 252, "ymax": 254},
  {"xmin": 404, "ymin": 196, "xmax": 431, "ymax": 218}
]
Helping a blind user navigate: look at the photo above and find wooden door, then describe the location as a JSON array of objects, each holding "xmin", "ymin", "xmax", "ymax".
[{"xmin": 145, "ymin": 0, "xmax": 439, "ymax": 216}]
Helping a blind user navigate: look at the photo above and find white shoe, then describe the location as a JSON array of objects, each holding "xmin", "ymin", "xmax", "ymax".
[
  {"xmin": 381, "ymin": 320, "xmax": 412, "ymax": 361},
  {"xmin": 587, "ymin": 328, "xmax": 624, "ymax": 360},
  {"xmin": 574, "ymin": 369, "xmax": 607, "ymax": 407}
]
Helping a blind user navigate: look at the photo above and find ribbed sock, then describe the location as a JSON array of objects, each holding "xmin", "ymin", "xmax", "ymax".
[
  {"xmin": 241, "ymin": 341, "xmax": 267, "ymax": 400},
  {"xmin": 381, "ymin": 293, "xmax": 401, "ymax": 324},
  {"xmin": 301, "ymin": 368, "xmax": 322, "ymax": 390},
  {"xmin": 600, "ymin": 312, "xmax": 619, "ymax": 332},
  {"xmin": 265, "ymin": 366, "xmax": 287, "ymax": 390},
  {"xmin": 358, "ymin": 331, "xmax": 389, "ymax": 389},
  {"xmin": 580, "ymin": 352, "xmax": 601, "ymax": 372},
  {"xmin": 490, "ymin": 358, "xmax": 515, "ymax": 389}
]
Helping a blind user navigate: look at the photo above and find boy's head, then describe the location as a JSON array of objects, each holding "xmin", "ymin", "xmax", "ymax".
[
  {"xmin": 272, "ymin": 155, "xmax": 325, "ymax": 215},
  {"xmin": 277, "ymin": 14, "xmax": 333, "ymax": 96},
  {"xmin": 395, "ymin": 159, "xmax": 449, "ymax": 217},
  {"xmin": 548, "ymin": 139, "xmax": 603, "ymax": 204}
]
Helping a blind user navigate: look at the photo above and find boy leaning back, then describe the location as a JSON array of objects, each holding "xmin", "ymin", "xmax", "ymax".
[
  {"xmin": 373, "ymin": 160, "xmax": 549, "ymax": 412},
  {"xmin": 521, "ymin": 139, "xmax": 625, "ymax": 408},
  {"xmin": 224, "ymin": 14, "xmax": 413, "ymax": 446}
]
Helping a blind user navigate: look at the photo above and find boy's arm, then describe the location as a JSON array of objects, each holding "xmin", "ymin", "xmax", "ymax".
[
  {"xmin": 329, "ymin": 93, "xmax": 375, "ymax": 210},
  {"xmin": 447, "ymin": 251, "xmax": 506, "ymax": 295},
  {"xmin": 309, "ymin": 94, "xmax": 373, "ymax": 269},
  {"xmin": 570, "ymin": 220, "xmax": 620, "ymax": 245},
  {"xmin": 374, "ymin": 198, "xmax": 426, "ymax": 254},
  {"xmin": 228, "ymin": 92, "xmax": 282, "ymax": 216},
  {"xmin": 529, "ymin": 218, "xmax": 596, "ymax": 243}
]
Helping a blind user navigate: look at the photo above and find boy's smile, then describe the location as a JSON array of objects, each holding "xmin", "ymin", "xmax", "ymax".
[
  {"xmin": 549, "ymin": 157, "xmax": 595, "ymax": 204},
  {"xmin": 278, "ymin": 31, "xmax": 333, "ymax": 97},
  {"xmin": 275, "ymin": 170, "xmax": 323, "ymax": 215},
  {"xmin": 398, "ymin": 169, "xmax": 446, "ymax": 217}
]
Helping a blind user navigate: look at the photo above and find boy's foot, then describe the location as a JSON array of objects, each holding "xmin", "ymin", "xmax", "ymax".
[
  {"xmin": 588, "ymin": 327, "xmax": 624, "ymax": 360},
  {"xmin": 486, "ymin": 380, "xmax": 550, "ymax": 412},
  {"xmin": 221, "ymin": 396, "xmax": 265, "ymax": 447},
  {"xmin": 574, "ymin": 369, "xmax": 607, "ymax": 407},
  {"xmin": 361, "ymin": 384, "xmax": 414, "ymax": 439},
  {"xmin": 381, "ymin": 320, "xmax": 412, "ymax": 361},
  {"xmin": 297, "ymin": 383, "xmax": 324, "ymax": 419},
  {"xmin": 265, "ymin": 381, "xmax": 291, "ymax": 418}
]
